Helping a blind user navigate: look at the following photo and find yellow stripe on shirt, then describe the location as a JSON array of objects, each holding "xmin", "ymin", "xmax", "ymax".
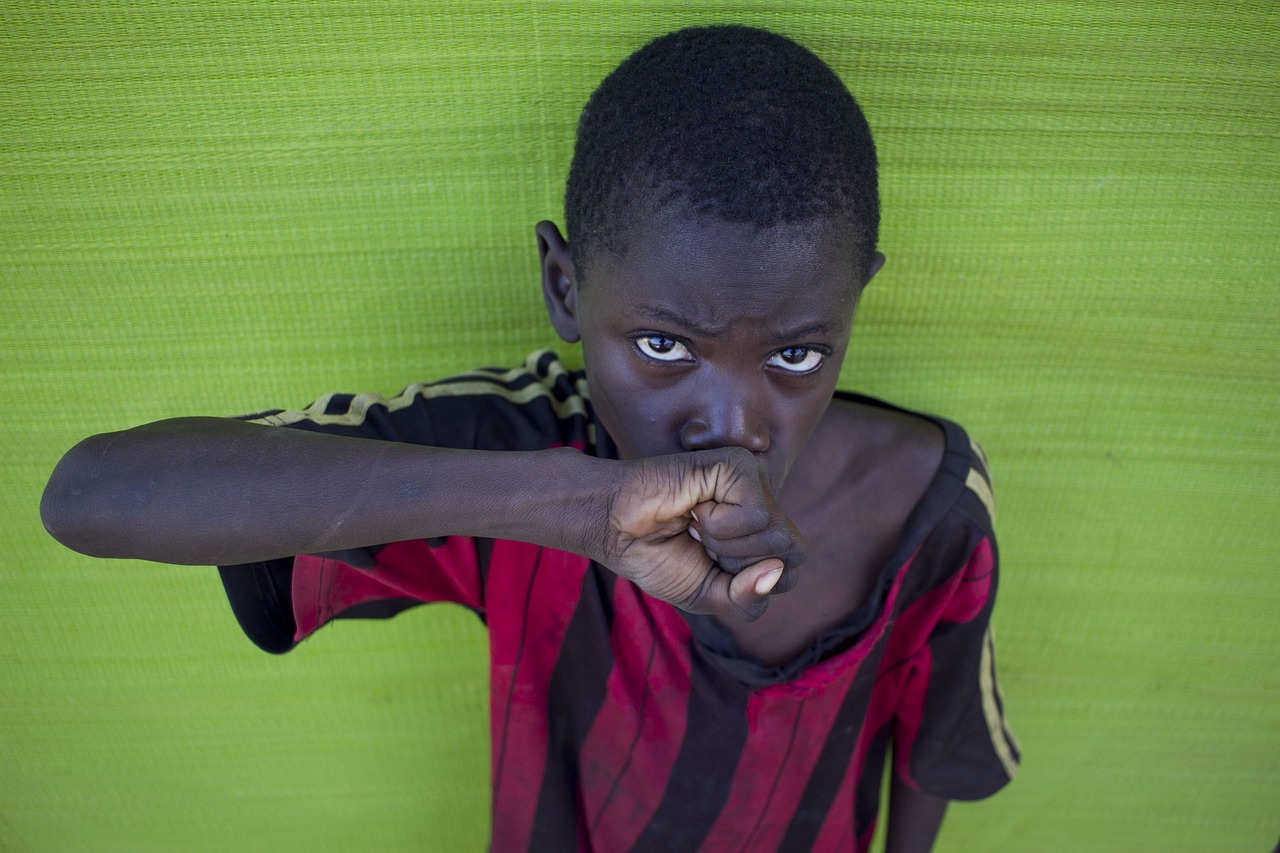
[
  {"xmin": 980, "ymin": 626, "xmax": 1020, "ymax": 780},
  {"xmin": 246, "ymin": 350, "xmax": 596, "ymax": 447}
]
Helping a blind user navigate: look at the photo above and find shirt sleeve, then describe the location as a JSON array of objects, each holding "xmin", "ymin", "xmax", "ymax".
[
  {"xmin": 288, "ymin": 537, "xmax": 489, "ymax": 642},
  {"xmin": 891, "ymin": 440, "xmax": 1020, "ymax": 800},
  {"xmin": 217, "ymin": 351, "xmax": 596, "ymax": 649}
]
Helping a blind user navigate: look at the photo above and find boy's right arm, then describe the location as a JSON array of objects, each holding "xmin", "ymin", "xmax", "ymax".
[{"xmin": 41, "ymin": 417, "xmax": 802, "ymax": 621}]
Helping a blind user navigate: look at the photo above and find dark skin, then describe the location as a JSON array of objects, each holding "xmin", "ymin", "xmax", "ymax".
[
  {"xmin": 42, "ymin": 209, "xmax": 947, "ymax": 851},
  {"xmin": 540, "ymin": 212, "xmax": 948, "ymax": 851}
]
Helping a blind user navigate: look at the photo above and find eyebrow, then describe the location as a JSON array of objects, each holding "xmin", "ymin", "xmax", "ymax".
[
  {"xmin": 631, "ymin": 305, "xmax": 840, "ymax": 341},
  {"xmin": 632, "ymin": 306, "xmax": 724, "ymax": 337}
]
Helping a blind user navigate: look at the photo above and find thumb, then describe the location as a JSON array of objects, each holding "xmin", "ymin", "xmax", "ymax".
[{"xmin": 726, "ymin": 558, "xmax": 785, "ymax": 622}]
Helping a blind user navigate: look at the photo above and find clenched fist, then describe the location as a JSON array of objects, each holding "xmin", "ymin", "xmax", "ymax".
[{"xmin": 594, "ymin": 446, "xmax": 806, "ymax": 621}]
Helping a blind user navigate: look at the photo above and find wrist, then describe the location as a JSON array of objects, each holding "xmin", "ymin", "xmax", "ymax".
[
  {"xmin": 533, "ymin": 448, "xmax": 620, "ymax": 563},
  {"xmin": 465, "ymin": 448, "xmax": 618, "ymax": 562}
]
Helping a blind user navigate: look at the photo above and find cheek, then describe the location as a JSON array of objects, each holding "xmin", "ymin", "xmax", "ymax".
[
  {"xmin": 790, "ymin": 404, "xmax": 829, "ymax": 452},
  {"xmin": 772, "ymin": 378, "xmax": 842, "ymax": 464},
  {"xmin": 584, "ymin": 344, "xmax": 684, "ymax": 459}
]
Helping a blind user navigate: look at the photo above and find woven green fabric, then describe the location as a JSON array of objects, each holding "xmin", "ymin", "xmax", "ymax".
[{"xmin": 3, "ymin": 3, "xmax": 1277, "ymax": 851}]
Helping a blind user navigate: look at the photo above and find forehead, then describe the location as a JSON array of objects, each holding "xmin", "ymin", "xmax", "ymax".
[{"xmin": 580, "ymin": 212, "xmax": 863, "ymax": 328}]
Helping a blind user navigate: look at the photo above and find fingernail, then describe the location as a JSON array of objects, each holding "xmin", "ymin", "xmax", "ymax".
[
  {"xmin": 688, "ymin": 527, "xmax": 702, "ymax": 543},
  {"xmin": 755, "ymin": 567, "xmax": 783, "ymax": 596},
  {"xmin": 690, "ymin": 509, "xmax": 700, "ymax": 523}
]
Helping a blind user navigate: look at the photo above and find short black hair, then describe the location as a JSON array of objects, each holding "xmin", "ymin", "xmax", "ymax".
[{"xmin": 565, "ymin": 25, "xmax": 879, "ymax": 279}]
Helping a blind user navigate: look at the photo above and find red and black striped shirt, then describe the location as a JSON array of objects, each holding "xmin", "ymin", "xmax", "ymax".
[{"xmin": 232, "ymin": 350, "xmax": 1019, "ymax": 851}]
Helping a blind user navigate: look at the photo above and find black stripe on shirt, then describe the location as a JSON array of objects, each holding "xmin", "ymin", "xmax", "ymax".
[
  {"xmin": 776, "ymin": 643, "xmax": 885, "ymax": 851},
  {"xmin": 628, "ymin": 656, "xmax": 750, "ymax": 851},
  {"xmin": 527, "ymin": 566, "xmax": 617, "ymax": 850}
]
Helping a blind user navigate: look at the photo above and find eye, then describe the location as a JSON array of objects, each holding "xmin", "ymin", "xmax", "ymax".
[
  {"xmin": 634, "ymin": 335, "xmax": 693, "ymax": 363},
  {"xmin": 767, "ymin": 346, "xmax": 826, "ymax": 374}
]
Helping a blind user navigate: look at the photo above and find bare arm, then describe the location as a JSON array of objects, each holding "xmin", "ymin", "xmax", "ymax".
[
  {"xmin": 885, "ymin": 773, "xmax": 948, "ymax": 853},
  {"xmin": 41, "ymin": 417, "xmax": 802, "ymax": 620},
  {"xmin": 41, "ymin": 417, "xmax": 607, "ymax": 566}
]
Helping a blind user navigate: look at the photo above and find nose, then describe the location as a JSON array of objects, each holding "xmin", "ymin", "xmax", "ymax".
[{"xmin": 679, "ymin": 383, "xmax": 770, "ymax": 454}]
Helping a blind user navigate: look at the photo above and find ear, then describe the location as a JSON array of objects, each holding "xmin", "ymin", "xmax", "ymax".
[
  {"xmin": 864, "ymin": 251, "xmax": 887, "ymax": 286},
  {"xmin": 536, "ymin": 220, "xmax": 581, "ymax": 343}
]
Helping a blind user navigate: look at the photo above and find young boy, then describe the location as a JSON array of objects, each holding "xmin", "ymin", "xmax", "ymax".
[{"xmin": 41, "ymin": 25, "xmax": 1017, "ymax": 852}]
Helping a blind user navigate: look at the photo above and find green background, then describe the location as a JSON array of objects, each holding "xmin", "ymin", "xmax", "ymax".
[{"xmin": 3, "ymin": 2, "xmax": 1277, "ymax": 850}]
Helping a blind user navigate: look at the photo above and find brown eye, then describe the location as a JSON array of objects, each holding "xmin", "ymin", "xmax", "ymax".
[{"xmin": 767, "ymin": 346, "xmax": 824, "ymax": 373}]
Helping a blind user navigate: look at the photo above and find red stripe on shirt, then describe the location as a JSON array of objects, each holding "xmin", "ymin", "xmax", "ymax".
[
  {"xmin": 487, "ymin": 541, "xmax": 592, "ymax": 851},
  {"xmin": 694, "ymin": 557, "xmax": 913, "ymax": 850},
  {"xmin": 290, "ymin": 537, "xmax": 483, "ymax": 641},
  {"xmin": 576, "ymin": 581, "xmax": 694, "ymax": 850}
]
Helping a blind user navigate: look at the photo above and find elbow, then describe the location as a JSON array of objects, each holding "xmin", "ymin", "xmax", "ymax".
[
  {"xmin": 40, "ymin": 479, "xmax": 93, "ymax": 556},
  {"xmin": 41, "ymin": 433, "xmax": 126, "ymax": 558}
]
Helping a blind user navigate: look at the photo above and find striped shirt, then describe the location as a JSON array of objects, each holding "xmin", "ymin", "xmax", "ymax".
[{"xmin": 233, "ymin": 349, "xmax": 1018, "ymax": 851}]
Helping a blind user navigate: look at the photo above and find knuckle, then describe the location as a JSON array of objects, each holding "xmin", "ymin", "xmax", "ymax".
[
  {"xmin": 783, "ymin": 529, "xmax": 807, "ymax": 566},
  {"xmin": 763, "ymin": 522, "xmax": 793, "ymax": 552},
  {"xmin": 790, "ymin": 539, "xmax": 808, "ymax": 566},
  {"xmin": 743, "ymin": 503, "xmax": 771, "ymax": 531}
]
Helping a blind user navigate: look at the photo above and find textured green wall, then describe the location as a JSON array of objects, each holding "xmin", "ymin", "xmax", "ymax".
[{"xmin": 3, "ymin": 3, "xmax": 1277, "ymax": 851}]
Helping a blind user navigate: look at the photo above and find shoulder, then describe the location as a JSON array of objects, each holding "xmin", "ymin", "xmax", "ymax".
[
  {"xmin": 787, "ymin": 392, "xmax": 995, "ymax": 546},
  {"xmin": 824, "ymin": 393, "xmax": 945, "ymax": 476},
  {"xmin": 241, "ymin": 350, "xmax": 600, "ymax": 452},
  {"xmin": 788, "ymin": 393, "xmax": 944, "ymax": 520}
]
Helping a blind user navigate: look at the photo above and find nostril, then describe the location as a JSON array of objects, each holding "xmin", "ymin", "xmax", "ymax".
[{"xmin": 679, "ymin": 423, "xmax": 769, "ymax": 454}]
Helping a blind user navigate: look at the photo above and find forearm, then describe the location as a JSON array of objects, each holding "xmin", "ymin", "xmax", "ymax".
[
  {"xmin": 43, "ymin": 418, "xmax": 801, "ymax": 622},
  {"xmin": 41, "ymin": 417, "xmax": 612, "ymax": 566},
  {"xmin": 885, "ymin": 774, "xmax": 948, "ymax": 853}
]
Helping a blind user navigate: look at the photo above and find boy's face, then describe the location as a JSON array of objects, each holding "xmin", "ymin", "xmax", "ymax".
[{"xmin": 540, "ymin": 212, "xmax": 881, "ymax": 491}]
